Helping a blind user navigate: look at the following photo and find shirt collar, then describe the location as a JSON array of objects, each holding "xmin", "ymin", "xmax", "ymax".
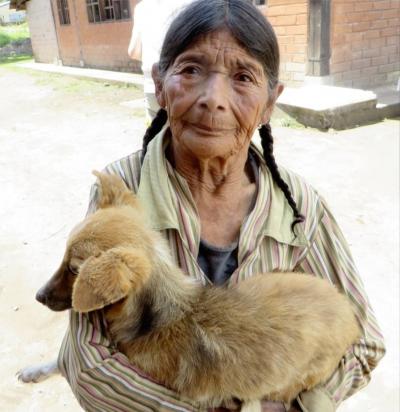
[
  {"xmin": 137, "ymin": 126, "xmax": 181, "ymax": 232},
  {"xmin": 137, "ymin": 128, "xmax": 308, "ymax": 248}
]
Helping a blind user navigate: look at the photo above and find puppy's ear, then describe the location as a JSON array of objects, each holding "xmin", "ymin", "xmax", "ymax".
[
  {"xmin": 92, "ymin": 171, "xmax": 141, "ymax": 210},
  {"xmin": 72, "ymin": 246, "xmax": 152, "ymax": 312}
]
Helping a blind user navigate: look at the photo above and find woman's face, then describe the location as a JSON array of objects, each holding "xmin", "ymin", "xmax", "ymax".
[{"xmin": 156, "ymin": 30, "xmax": 278, "ymax": 161}]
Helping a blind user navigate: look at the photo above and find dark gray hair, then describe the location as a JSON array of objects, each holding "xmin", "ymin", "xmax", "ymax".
[
  {"xmin": 143, "ymin": 1, "xmax": 304, "ymax": 232},
  {"xmin": 159, "ymin": 0, "xmax": 280, "ymax": 91}
]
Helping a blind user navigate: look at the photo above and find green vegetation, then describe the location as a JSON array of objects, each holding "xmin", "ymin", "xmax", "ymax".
[
  {"xmin": 0, "ymin": 61, "xmax": 143, "ymax": 108},
  {"xmin": 0, "ymin": 22, "xmax": 30, "ymax": 48},
  {"xmin": 270, "ymin": 113, "xmax": 306, "ymax": 129},
  {"xmin": 0, "ymin": 54, "xmax": 32, "ymax": 64},
  {"xmin": 33, "ymin": 73, "xmax": 143, "ymax": 96}
]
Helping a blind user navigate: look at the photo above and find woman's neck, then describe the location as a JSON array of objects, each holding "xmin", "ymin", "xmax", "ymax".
[
  {"xmin": 168, "ymin": 138, "xmax": 253, "ymax": 196},
  {"xmin": 168, "ymin": 141, "xmax": 257, "ymax": 247}
]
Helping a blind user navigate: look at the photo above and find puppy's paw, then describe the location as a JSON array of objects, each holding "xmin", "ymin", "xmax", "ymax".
[
  {"xmin": 17, "ymin": 366, "xmax": 47, "ymax": 383},
  {"xmin": 17, "ymin": 360, "xmax": 59, "ymax": 383}
]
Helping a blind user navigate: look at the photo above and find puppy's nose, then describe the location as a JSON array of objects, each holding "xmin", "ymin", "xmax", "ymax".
[{"xmin": 36, "ymin": 287, "xmax": 48, "ymax": 306}]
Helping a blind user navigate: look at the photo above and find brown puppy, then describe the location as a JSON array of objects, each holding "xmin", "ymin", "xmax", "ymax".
[{"xmin": 35, "ymin": 172, "xmax": 361, "ymax": 410}]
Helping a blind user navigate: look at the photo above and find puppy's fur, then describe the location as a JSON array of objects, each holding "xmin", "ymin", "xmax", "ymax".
[{"xmin": 23, "ymin": 172, "xmax": 360, "ymax": 410}]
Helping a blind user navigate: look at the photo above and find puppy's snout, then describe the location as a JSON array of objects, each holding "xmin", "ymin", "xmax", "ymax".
[
  {"xmin": 36, "ymin": 287, "xmax": 48, "ymax": 306},
  {"xmin": 35, "ymin": 279, "xmax": 73, "ymax": 311}
]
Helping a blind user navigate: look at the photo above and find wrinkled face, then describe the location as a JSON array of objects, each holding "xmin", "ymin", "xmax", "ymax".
[{"xmin": 158, "ymin": 30, "xmax": 274, "ymax": 161}]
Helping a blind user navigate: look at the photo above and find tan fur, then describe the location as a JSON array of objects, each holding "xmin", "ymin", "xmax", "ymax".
[
  {"xmin": 41, "ymin": 171, "xmax": 361, "ymax": 408},
  {"xmin": 72, "ymin": 246, "xmax": 152, "ymax": 312}
]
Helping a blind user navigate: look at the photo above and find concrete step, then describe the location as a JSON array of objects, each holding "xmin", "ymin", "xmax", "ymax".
[
  {"xmin": 277, "ymin": 84, "xmax": 400, "ymax": 130},
  {"xmin": 374, "ymin": 84, "xmax": 400, "ymax": 120},
  {"xmin": 18, "ymin": 62, "xmax": 144, "ymax": 86}
]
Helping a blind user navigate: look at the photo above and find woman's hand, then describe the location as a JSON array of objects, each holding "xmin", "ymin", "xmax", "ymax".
[
  {"xmin": 260, "ymin": 400, "xmax": 286, "ymax": 411},
  {"xmin": 209, "ymin": 408, "xmax": 238, "ymax": 412},
  {"xmin": 286, "ymin": 406, "xmax": 301, "ymax": 412},
  {"xmin": 209, "ymin": 400, "xmax": 287, "ymax": 412},
  {"xmin": 261, "ymin": 400, "xmax": 301, "ymax": 411}
]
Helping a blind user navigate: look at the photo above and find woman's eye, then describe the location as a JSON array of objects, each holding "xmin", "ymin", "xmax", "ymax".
[
  {"xmin": 236, "ymin": 73, "xmax": 253, "ymax": 83},
  {"xmin": 181, "ymin": 65, "xmax": 200, "ymax": 75}
]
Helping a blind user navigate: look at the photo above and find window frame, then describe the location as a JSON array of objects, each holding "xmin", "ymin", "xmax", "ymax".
[
  {"xmin": 86, "ymin": 0, "xmax": 131, "ymax": 24},
  {"xmin": 57, "ymin": 0, "xmax": 71, "ymax": 25}
]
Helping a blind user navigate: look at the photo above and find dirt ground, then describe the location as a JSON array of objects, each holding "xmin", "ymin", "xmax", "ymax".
[{"xmin": 0, "ymin": 63, "xmax": 398, "ymax": 412}]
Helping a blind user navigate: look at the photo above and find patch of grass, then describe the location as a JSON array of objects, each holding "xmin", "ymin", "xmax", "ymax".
[
  {"xmin": 131, "ymin": 107, "xmax": 146, "ymax": 118},
  {"xmin": 270, "ymin": 115, "xmax": 306, "ymax": 129},
  {"xmin": 0, "ymin": 54, "xmax": 33, "ymax": 65},
  {"xmin": 33, "ymin": 73, "xmax": 142, "ymax": 97},
  {"xmin": 1, "ymin": 58, "xmax": 144, "ymax": 111},
  {"xmin": 1, "ymin": 59, "xmax": 143, "ymax": 101},
  {"xmin": 0, "ymin": 22, "xmax": 30, "ymax": 47}
]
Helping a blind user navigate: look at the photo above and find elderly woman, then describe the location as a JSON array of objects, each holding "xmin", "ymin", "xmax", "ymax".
[{"xmin": 58, "ymin": 1, "xmax": 385, "ymax": 411}]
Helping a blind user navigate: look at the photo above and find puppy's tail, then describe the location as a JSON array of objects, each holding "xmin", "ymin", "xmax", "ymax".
[{"xmin": 92, "ymin": 170, "xmax": 141, "ymax": 210}]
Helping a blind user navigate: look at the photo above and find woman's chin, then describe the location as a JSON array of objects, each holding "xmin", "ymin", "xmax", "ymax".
[
  {"xmin": 178, "ymin": 131, "xmax": 243, "ymax": 161},
  {"xmin": 187, "ymin": 141, "xmax": 235, "ymax": 161}
]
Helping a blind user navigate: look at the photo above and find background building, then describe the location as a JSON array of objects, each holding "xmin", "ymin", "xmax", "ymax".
[
  {"xmin": 9, "ymin": 0, "xmax": 400, "ymax": 89},
  {"xmin": 0, "ymin": 0, "xmax": 26, "ymax": 23}
]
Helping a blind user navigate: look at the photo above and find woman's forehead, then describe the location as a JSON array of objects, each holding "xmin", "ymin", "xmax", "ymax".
[{"xmin": 176, "ymin": 30, "xmax": 263, "ymax": 70}]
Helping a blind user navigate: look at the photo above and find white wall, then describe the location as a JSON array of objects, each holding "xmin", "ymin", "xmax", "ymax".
[{"xmin": 26, "ymin": 0, "xmax": 59, "ymax": 63}]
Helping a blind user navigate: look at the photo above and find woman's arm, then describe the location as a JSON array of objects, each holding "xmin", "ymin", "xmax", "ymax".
[
  {"xmin": 58, "ymin": 310, "xmax": 201, "ymax": 412},
  {"xmin": 294, "ymin": 198, "xmax": 385, "ymax": 411},
  {"xmin": 127, "ymin": 3, "xmax": 142, "ymax": 60}
]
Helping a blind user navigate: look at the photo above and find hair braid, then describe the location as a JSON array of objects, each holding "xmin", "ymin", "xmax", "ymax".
[
  {"xmin": 259, "ymin": 123, "xmax": 305, "ymax": 233},
  {"xmin": 140, "ymin": 108, "xmax": 168, "ymax": 164}
]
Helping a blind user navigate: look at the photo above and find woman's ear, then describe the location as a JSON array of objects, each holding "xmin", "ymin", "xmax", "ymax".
[
  {"xmin": 152, "ymin": 62, "xmax": 166, "ymax": 108},
  {"xmin": 261, "ymin": 82, "xmax": 285, "ymax": 124}
]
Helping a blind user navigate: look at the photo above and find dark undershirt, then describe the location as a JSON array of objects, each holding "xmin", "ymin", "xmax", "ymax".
[
  {"xmin": 197, "ymin": 152, "xmax": 259, "ymax": 285},
  {"xmin": 197, "ymin": 239, "xmax": 239, "ymax": 286}
]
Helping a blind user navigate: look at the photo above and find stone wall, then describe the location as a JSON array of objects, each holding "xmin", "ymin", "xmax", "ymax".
[
  {"xmin": 0, "ymin": 38, "xmax": 32, "ymax": 58},
  {"xmin": 25, "ymin": 0, "xmax": 59, "ymax": 63},
  {"xmin": 261, "ymin": 0, "xmax": 308, "ymax": 86},
  {"xmin": 331, "ymin": 0, "xmax": 400, "ymax": 88}
]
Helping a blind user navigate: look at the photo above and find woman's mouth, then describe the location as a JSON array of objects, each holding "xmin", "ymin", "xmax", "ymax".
[{"xmin": 186, "ymin": 122, "xmax": 233, "ymax": 135}]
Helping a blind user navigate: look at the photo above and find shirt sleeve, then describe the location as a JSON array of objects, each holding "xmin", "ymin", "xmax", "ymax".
[
  {"xmin": 58, "ymin": 311, "xmax": 202, "ymax": 412},
  {"xmin": 294, "ymin": 197, "xmax": 386, "ymax": 411}
]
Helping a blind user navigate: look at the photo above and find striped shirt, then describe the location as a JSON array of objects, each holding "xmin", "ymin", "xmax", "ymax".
[{"xmin": 58, "ymin": 129, "xmax": 385, "ymax": 412}]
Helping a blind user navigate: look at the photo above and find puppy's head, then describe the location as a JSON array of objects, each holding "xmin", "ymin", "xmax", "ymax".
[{"xmin": 36, "ymin": 171, "xmax": 152, "ymax": 312}]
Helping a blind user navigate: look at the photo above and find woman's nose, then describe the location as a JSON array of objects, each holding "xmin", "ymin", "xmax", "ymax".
[{"xmin": 197, "ymin": 73, "xmax": 229, "ymax": 113}]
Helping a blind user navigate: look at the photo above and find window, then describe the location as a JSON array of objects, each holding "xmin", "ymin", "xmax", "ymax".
[
  {"xmin": 86, "ymin": 0, "xmax": 130, "ymax": 23},
  {"xmin": 57, "ymin": 0, "xmax": 70, "ymax": 25},
  {"xmin": 112, "ymin": 0, "xmax": 130, "ymax": 20},
  {"xmin": 104, "ymin": 0, "xmax": 114, "ymax": 20},
  {"xmin": 87, "ymin": 0, "xmax": 101, "ymax": 23}
]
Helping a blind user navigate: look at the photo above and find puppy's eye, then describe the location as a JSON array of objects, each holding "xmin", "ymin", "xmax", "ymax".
[
  {"xmin": 68, "ymin": 264, "xmax": 79, "ymax": 275},
  {"xmin": 68, "ymin": 257, "xmax": 84, "ymax": 275}
]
